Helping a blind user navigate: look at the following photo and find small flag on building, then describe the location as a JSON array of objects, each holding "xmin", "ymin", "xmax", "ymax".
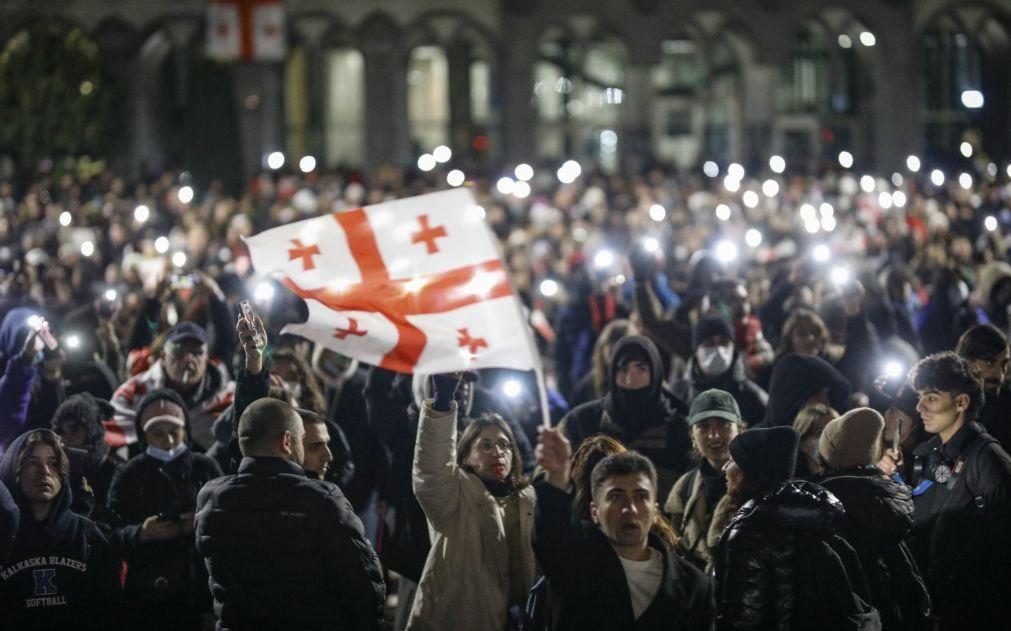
[{"xmin": 206, "ymin": 0, "xmax": 286, "ymax": 62}]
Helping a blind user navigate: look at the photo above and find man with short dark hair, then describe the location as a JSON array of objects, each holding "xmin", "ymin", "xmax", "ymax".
[
  {"xmin": 956, "ymin": 323, "xmax": 1011, "ymax": 452},
  {"xmin": 535, "ymin": 428, "xmax": 714, "ymax": 630},
  {"xmin": 908, "ymin": 351, "xmax": 1011, "ymax": 630},
  {"xmin": 195, "ymin": 398, "xmax": 384, "ymax": 630},
  {"xmin": 0, "ymin": 429, "xmax": 120, "ymax": 629}
]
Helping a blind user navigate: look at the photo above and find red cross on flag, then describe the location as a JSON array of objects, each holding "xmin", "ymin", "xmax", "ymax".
[
  {"xmin": 245, "ymin": 189, "xmax": 538, "ymax": 374},
  {"xmin": 206, "ymin": 0, "xmax": 286, "ymax": 62}
]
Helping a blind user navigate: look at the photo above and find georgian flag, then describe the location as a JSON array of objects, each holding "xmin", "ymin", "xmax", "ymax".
[
  {"xmin": 206, "ymin": 0, "xmax": 286, "ymax": 62},
  {"xmin": 245, "ymin": 189, "xmax": 538, "ymax": 374}
]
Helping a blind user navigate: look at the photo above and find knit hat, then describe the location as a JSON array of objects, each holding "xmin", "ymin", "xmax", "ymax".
[
  {"xmin": 688, "ymin": 389, "xmax": 742, "ymax": 425},
  {"xmin": 692, "ymin": 316, "xmax": 734, "ymax": 350},
  {"xmin": 729, "ymin": 427, "xmax": 799, "ymax": 483},
  {"xmin": 818, "ymin": 407, "xmax": 884, "ymax": 469}
]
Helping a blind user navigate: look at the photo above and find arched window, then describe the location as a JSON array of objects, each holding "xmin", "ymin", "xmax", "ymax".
[
  {"xmin": 407, "ymin": 45, "xmax": 450, "ymax": 152},
  {"xmin": 324, "ymin": 47, "xmax": 365, "ymax": 168}
]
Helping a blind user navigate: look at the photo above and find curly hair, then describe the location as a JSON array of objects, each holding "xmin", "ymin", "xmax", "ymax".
[
  {"xmin": 910, "ymin": 351, "xmax": 984, "ymax": 423},
  {"xmin": 776, "ymin": 308, "xmax": 829, "ymax": 359},
  {"xmin": 457, "ymin": 413, "xmax": 529, "ymax": 490}
]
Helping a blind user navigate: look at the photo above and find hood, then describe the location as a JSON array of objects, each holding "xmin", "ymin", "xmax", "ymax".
[
  {"xmin": 0, "ymin": 479, "xmax": 17, "ymax": 561},
  {"xmin": 0, "ymin": 430, "xmax": 72, "ymax": 527},
  {"xmin": 132, "ymin": 387, "xmax": 194, "ymax": 448},
  {"xmin": 732, "ymin": 479, "xmax": 844, "ymax": 537},
  {"xmin": 816, "ymin": 468, "xmax": 913, "ymax": 540},
  {"xmin": 977, "ymin": 261, "xmax": 1011, "ymax": 309},
  {"xmin": 763, "ymin": 353, "xmax": 851, "ymax": 427},
  {"xmin": 0, "ymin": 307, "xmax": 39, "ymax": 369},
  {"xmin": 608, "ymin": 335, "xmax": 664, "ymax": 401},
  {"xmin": 51, "ymin": 393, "xmax": 112, "ymax": 470}
]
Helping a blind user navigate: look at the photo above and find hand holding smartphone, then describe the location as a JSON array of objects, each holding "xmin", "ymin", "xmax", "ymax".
[{"xmin": 240, "ymin": 300, "xmax": 264, "ymax": 347}]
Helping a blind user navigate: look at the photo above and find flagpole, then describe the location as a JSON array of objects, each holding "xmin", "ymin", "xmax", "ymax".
[{"xmin": 509, "ymin": 297, "xmax": 553, "ymax": 428}]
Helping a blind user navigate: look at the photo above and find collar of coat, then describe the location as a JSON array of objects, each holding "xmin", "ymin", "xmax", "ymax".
[{"xmin": 237, "ymin": 456, "xmax": 307, "ymax": 478}]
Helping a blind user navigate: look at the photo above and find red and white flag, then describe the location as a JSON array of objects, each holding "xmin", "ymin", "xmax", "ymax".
[
  {"xmin": 206, "ymin": 0, "xmax": 286, "ymax": 62},
  {"xmin": 246, "ymin": 189, "xmax": 538, "ymax": 374}
]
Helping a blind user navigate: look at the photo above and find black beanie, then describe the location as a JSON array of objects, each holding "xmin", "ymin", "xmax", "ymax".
[
  {"xmin": 692, "ymin": 315, "xmax": 734, "ymax": 349},
  {"xmin": 729, "ymin": 426, "xmax": 800, "ymax": 484}
]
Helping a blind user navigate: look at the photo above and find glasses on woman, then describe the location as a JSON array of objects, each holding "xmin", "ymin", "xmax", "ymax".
[{"xmin": 476, "ymin": 439, "xmax": 512, "ymax": 455}]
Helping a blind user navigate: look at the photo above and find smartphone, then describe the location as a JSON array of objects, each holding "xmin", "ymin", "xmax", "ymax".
[
  {"xmin": 27, "ymin": 316, "xmax": 58, "ymax": 351},
  {"xmin": 239, "ymin": 300, "xmax": 264, "ymax": 346},
  {"xmin": 892, "ymin": 417, "xmax": 902, "ymax": 453}
]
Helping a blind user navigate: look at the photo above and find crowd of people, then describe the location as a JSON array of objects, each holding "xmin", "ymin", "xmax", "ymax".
[{"xmin": 1, "ymin": 153, "xmax": 1011, "ymax": 630}]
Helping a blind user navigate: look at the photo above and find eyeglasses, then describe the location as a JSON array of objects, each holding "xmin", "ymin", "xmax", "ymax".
[{"xmin": 476, "ymin": 439, "xmax": 512, "ymax": 455}]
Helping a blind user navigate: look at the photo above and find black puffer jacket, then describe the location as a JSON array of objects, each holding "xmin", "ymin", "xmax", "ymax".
[
  {"xmin": 195, "ymin": 456, "xmax": 385, "ymax": 631},
  {"xmin": 560, "ymin": 336, "xmax": 692, "ymax": 502},
  {"xmin": 817, "ymin": 467, "xmax": 930, "ymax": 631},
  {"xmin": 714, "ymin": 480, "xmax": 878, "ymax": 631}
]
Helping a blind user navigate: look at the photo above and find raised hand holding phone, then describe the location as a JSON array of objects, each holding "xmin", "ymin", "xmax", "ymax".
[{"xmin": 236, "ymin": 305, "xmax": 267, "ymax": 374}]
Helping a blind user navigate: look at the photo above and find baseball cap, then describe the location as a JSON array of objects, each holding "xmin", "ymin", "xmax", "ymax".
[
  {"xmin": 688, "ymin": 389, "xmax": 742, "ymax": 425},
  {"xmin": 165, "ymin": 322, "xmax": 208, "ymax": 345}
]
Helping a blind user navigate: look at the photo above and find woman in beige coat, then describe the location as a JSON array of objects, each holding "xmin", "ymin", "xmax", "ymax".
[{"xmin": 407, "ymin": 374, "xmax": 536, "ymax": 631}]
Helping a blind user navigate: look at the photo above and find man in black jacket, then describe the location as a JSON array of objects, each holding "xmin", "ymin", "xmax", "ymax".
[
  {"xmin": 907, "ymin": 352, "xmax": 1011, "ymax": 630},
  {"xmin": 955, "ymin": 324, "xmax": 1011, "ymax": 453},
  {"xmin": 195, "ymin": 398, "xmax": 385, "ymax": 631},
  {"xmin": 535, "ymin": 428, "xmax": 714, "ymax": 630}
]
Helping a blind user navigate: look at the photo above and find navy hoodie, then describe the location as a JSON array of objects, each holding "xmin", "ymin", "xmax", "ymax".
[{"xmin": 0, "ymin": 430, "xmax": 121, "ymax": 630}]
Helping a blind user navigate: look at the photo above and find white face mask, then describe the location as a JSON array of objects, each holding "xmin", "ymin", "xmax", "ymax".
[
  {"xmin": 696, "ymin": 344, "xmax": 734, "ymax": 377},
  {"xmin": 146, "ymin": 443, "xmax": 189, "ymax": 463}
]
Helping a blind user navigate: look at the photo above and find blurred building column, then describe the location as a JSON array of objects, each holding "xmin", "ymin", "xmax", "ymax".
[
  {"xmin": 359, "ymin": 15, "xmax": 409, "ymax": 170},
  {"xmin": 292, "ymin": 16, "xmax": 331, "ymax": 165},
  {"xmin": 873, "ymin": 29, "xmax": 922, "ymax": 171},
  {"xmin": 501, "ymin": 27, "xmax": 537, "ymax": 164},
  {"xmin": 741, "ymin": 62, "xmax": 777, "ymax": 170},
  {"xmin": 621, "ymin": 62, "xmax": 654, "ymax": 173},
  {"xmin": 233, "ymin": 62, "xmax": 285, "ymax": 179},
  {"xmin": 447, "ymin": 39, "xmax": 474, "ymax": 158}
]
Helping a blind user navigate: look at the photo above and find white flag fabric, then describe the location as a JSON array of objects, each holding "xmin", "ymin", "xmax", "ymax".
[
  {"xmin": 245, "ymin": 189, "xmax": 538, "ymax": 374},
  {"xmin": 251, "ymin": 2, "xmax": 286, "ymax": 61},
  {"xmin": 206, "ymin": 2, "xmax": 241, "ymax": 61},
  {"xmin": 206, "ymin": 0, "xmax": 286, "ymax": 62}
]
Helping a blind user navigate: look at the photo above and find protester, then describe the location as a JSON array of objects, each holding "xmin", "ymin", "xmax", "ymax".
[
  {"xmin": 792, "ymin": 403, "xmax": 839, "ymax": 478},
  {"xmin": 569, "ymin": 318, "xmax": 636, "ymax": 407},
  {"xmin": 0, "ymin": 429, "xmax": 121, "ymax": 630},
  {"xmin": 0, "ymin": 308, "xmax": 43, "ymax": 451},
  {"xmin": 107, "ymin": 387, "xmax": 222, "ymax": 631},
  {"xmin": 50, "ymin": 393, "xmax": 123, "ymax": 519},
  {"xmin": 816, "ymin": 408, "xmax": 931, "ymax": 631},
  {"xmin": 535, "ymin": 428, "xmax": 714, "ymax": 630},
  {"xmin": 559, "ymin": 335, "xmax": 692, "ymax": 501},
  {"xmin": 907, "ymin": 352, "xmax": 1011, "ymax": 630},
  {"xmin": 664, "ymin": 389, "xmax": 743, "ymax": 570},
  {"xmin": 955, "ymin": 323, "xmax": 1011, "ymax": 452}
]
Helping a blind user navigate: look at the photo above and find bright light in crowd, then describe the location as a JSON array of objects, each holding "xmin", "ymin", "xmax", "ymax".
[
  {"xmin": 878, "ymin": 192, "xmax": 893, "ymax": 209},
  {"xmin": 838, "ymin": 151, "xmax": 854, "ymax": 169},
  {"xmin": 859, "ymin": 31, "xmax": 876, "ymax": 47},
  {"xmin": 812, "ymin": 244, "xmax": 831, "ymax": 263},
  {"xmin": 959, "ymin": 172, "xmax": 973, "ymax": 190},
  {"xmin": 742, "ymin": 191, "xmax": 759, "ymax": 208},
  {"xmin": 496, "ymin": 177, "xmax": 515, "ymax": 195},
  {"xmin": 960, "ymin": 142, "xmax": 973, "ymax": 158},
  {"xmin": 557, "ymin": 160, "xmax": 582, "ymax": 184},
  {"xmin": 892, "ymin": 191, "xmax": 907, "ymax": 207},
  {"xmin": 715, "ymin": 204, "xmax": 731, "ymax": 221},
  {"xmin": 891, "ymin": 172, "xmax": 904, "ymax": 187},
  {"xmin": 985, "ymin": 216, "xmax": 999, "ymax": 232},
  {"xmin": 838, "ymin": 34, "xmax": 853, "ymax": 48},
  {"xmin": 821, "ymin": 215, "xmax": 837, "ymax": 231},
  {"xmin": 134, "ymin": 204, "xmax": 150, "ymax": 223},
  {"xmin": 769, "ymin": 155, "xmax": 786, "ymax": 174},
  {"xmin": 745, "ymin": 229, "xmax": 763, "ymax": 247},
  {"xmin": 649, "ymin": 204, "xmax": 666, "ymax": 222},
  {"xmin": 642, "ymin": 237, "xmax": 660, "ymax": 253},
  {"xmin": 178, "ymin": 186, "xmax": 194, "ymax": 204},
  {"xmin": 433, "ymin": 145, "xmax": 452, "ymax": 163},
  {"xmin": 59, "ymin": 211, "xmax": 72, "ymax": 227},
  {"xmin": 800, "ymin": 204, "xmax": 816, "ymax": 222},
  {"xmin": 501, "ymin": 379, "xmax": 523, "ymax": 399},
  {"xmin": 961, "ymin": 90, "xmax": 984, "ymax": 109},
  {"xmin": 820, "ymin": 203, "xmax": 835, "ymax": 217},
  {"xmin": 1007, "ymin": 164, "xmax": 1011, "ymax": 178},
  {"xmin": 930, "ymin": 169, "xmax": 945, "ymax": 186},
  {"xmin": 831, "ymin": 265, "xmax": 851, "ymax": 285},
  {"xmin": 860, "ymin": 175, "xmax": 875, "ymax": 193},
  {"xmin": 723, "ymin": 175, "xmax": 741, "ymax": 193},
  {"xmin": 514, "ymin": 163, "xmax": 534, "ymax": 181},
  {"xmin": 884, "ymin": 360, "xmax": 904, "ymax": 379},
  {"xmin": 154, "ymin": 236, "xmax": 170, "ymax": 254},
  {"xmin": 906, "ymin": 155, "xmax": 921, "ymax": 172},
  {"xmin": 988, "ymin": 163, "xmax": 998, "ymax": 177},
  {"xmin": 171, "ymin": 251, "xmax": 187, "ymax": 268},
  {"xmin": 299, "ymin": 156, "xmax": 317, "ymax": 173},
  {"xmin": 65, "ymin": 334, "xmax": 81, "ymax": 350},
  {"xmin": 762, "ymin": 179, "xmax": 780, "ymax": 197},
  {"xmin": 446, "ymin": 170, "xmax": 465, "ymax": 187},
  {"xmin": 539, "ymin": 279, "xmax": 559, "ymax": 297},
  {"xmin": 103, "ymin": 289, "xmax": 117, "ymax": 301},
  {"xmin": 703, "ymin": 161, "xmax": 720, "ymax": 178},
  {"xmin": 593, "ymin": 250, "xmax": 615, "ymax": 269},
  {"xmin": 254, "ymin": 281, "xmax": 275, "ymax": 303},
  {"xmin": 417, "ymin": 154, "xmax": 436, "ymax": 172},
  {"xmin": 267, "ymin": 151, "xmax": 285, "ymax": 170},
  {"xmin": 80, "ymin": 241, "xmax": 95, "ymax": 257},
  {"xmin": 26, "ymin": 315, "xmax": 43, "ymax": 330},
  {"xmin": 727, "ymin": 163, "xmax": 745, "ymax": 179},
  {"xmin": 513, "ymin": 181, "xmax": 531, "ymax": 199},
  {"xmin": 715, "ymin": 240, "xmax": 738, "ymax": 264}
]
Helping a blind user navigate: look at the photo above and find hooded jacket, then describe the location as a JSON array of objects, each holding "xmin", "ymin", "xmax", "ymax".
[
  {"xmin": 0, "ymin": 307, "xmax": 39, "ymax": 453},
  {"xmin": 760, "ymin": 353, "xmax": 851, "ymax": 428},
  {"xmin": 52, "ymin": 394, "xmax": 122, "ymax": 520},
  {"xmin": 106, "ymin": 389, "xmax": 222, "ymax": 616},
  {"xmin": 559, "ymin": 335, "xmax": 692, "ymax": 502},
  {"xmin": 816, "ymin": 467, "xmax": 931, "ymax": 631},
  {"xmin": 975, "ymin": 261, "xmax": 1011, "ymax": 328},
  {"xmin": 672, "ymin": 352, "xmax": 768, "ymax": 427},
  {"xmin": 0, "ymin": 431, "xmax": 121, "ymax": 630}
]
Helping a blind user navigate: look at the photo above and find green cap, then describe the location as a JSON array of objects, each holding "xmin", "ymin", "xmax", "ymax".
[{"xmin": 688, "ymin": 389, "xmax": 742, "ymax": 425}]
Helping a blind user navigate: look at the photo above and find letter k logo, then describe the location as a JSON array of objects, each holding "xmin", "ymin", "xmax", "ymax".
[{"xmin": 33, "ymin": 568, "xmax": 57, "ymax": 596}]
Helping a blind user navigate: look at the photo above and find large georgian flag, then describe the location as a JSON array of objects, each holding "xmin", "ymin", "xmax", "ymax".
[
  {"xmin": 206, "ymin": 0, "xmax": 286, "ymax": 62},
  {"xmin": 246, "ymin": 189, "xmax": 538, "ymax": 374}
]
